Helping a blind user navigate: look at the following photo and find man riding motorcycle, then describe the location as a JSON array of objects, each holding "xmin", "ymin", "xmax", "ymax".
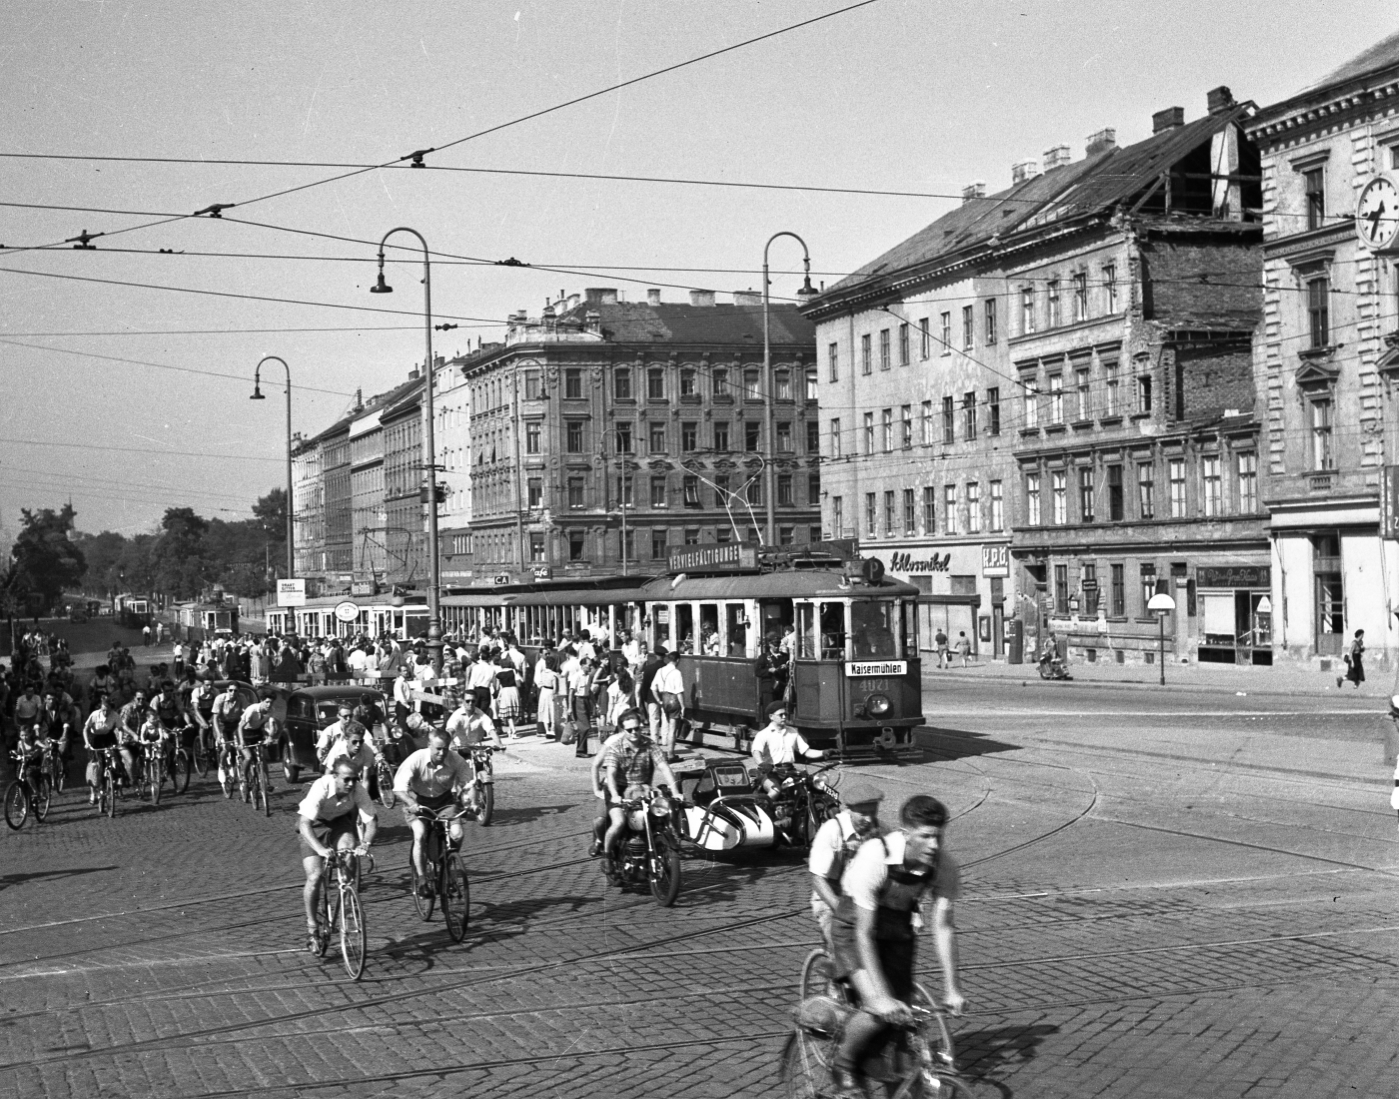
[{"xmin": 596, "ymin": 708, "xmax": 682, "ymax": 875}]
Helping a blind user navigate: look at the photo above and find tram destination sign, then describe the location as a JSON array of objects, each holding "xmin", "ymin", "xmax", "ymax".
[
  {"xmin": 668, "ymin": 543, "xmax": 758, "ymax": 574},
  {"xmin": 846, "ymin": 660, "xmax": 908, "ymax": 677}
]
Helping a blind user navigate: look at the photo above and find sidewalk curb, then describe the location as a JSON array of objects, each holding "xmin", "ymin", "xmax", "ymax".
[{"xmin": 924, "ymin": 667, "xmax": 1386, "ymax": 703}]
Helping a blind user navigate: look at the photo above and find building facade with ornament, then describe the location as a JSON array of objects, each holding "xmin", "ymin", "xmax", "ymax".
[
  {"xmin": 1245, "ymin": 31, "xmax": 1399, "ymax": 671},
  {"xmin": 448, "ymin": 287, "xmax": 819, "ymax": 589}
]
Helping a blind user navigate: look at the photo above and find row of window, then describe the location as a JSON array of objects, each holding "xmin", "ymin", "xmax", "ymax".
[
  {"xmin": 833, "ymin": 390, "xmax": 1004, "ymax": 456},
  {"xmin": 599, "ymin": 364, "xmax": 816, "ymax": 404},
  {"xmin": 516, "ymin": 417, "xmax": 822, "ymax": 458},
  {"xmin": 1019, "ymin": 358, "xmax": 1151, "ymax": 429},
  {"xmin": 537, "ymin": 470, "xmax": 821, "ymax": 511},
  {"xmin": 1024, "ymin": 452, "xmax": 1259, "ymax": 526},
  {"xmin": 1048, "ymin": 562, "xmax": 1162, "ymax": 619},
  {"xmin": 828, "ymin": 481, "xmax": 1006, "ymax": 540},
  {"xmin": 829, "ymin": 268, "xmax": 1120, "ymax": 380},
  {"xmin": 469, "ymin": 524, "xmax": 828, "ymax": 567}
]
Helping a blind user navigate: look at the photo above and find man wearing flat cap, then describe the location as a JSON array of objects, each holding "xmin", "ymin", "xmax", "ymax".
[{"xmin": 808, "ymin": 779, "xmax": 885, "ymax": 950}]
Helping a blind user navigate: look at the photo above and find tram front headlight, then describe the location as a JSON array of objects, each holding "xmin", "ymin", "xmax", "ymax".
[{"xmin": 866, "ymin": 693, "xmax": 891, "ymax": 717}]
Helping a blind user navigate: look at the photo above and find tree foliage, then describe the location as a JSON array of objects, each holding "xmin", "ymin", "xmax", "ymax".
[
  {"xmin": 12, "ymin": 505, "xmax": 86, "ymax": 613},
  {"xmin": 70, "ymin": 488, "xmax": 286, "ymax": 601}
]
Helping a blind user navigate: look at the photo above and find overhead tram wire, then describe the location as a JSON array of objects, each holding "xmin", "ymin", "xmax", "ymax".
[
  {"xmin": 0, "ymin": 338, "xmax": 358, "ymax": 396},
  {"xmin": 0, "ymin": 436, "xmax": 285, "ymax": 463},
  {"xmin": 2, "ymin": 0, "xmax": 886, "ymax": 257},
  {"xmin": 1, "ymin": 463, "xmax": 258, "ymax": 505}
]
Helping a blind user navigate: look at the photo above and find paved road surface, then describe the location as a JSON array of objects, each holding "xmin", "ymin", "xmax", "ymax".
[{"xmin": 1, "ymin": 677, "xmax": 1395, "ymax": 1098}]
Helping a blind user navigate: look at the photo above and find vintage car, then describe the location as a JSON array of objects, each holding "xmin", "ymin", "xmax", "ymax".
[
  {"xmin": 280, "ymin": 684, "xmax": 394, "ymax": 782},
  {"xmin": 674, "ymin": 758, "xmax": 841, "ymax": 852}
]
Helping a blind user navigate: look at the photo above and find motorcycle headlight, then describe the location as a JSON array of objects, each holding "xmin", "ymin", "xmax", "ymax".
[
  {"xmin": 866, "ymin": 693, "xmax": 891, "ymax": 716},
  {"xmin": 651, "ymin": 795, "xmax": 672, "ymax": 816}
]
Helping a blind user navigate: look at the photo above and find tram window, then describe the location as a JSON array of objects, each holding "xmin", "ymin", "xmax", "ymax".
[
  {"xmin": 725, "ymin": 603, "xmax": 749, "ymax": 657},
  {"xmin": 797, "ymin": 604, "xmax": 817, "ymax": 659},
  {"xmin": 819, "ymin": 602, "xmax": 846, "ymax": 660},
  {"xmin": 851, "ymin": 601, "xmax": 898, "ymax": 659},
  {"xmin": 900, "ymin": 602, "xmax": 918, "ymax": 654},
  {"xmin": 676, "ymin": 604, "xmax": 695, "ymax": 653},
  {"xmin": 699, "ymin": 603, "xmax": 721, "ymax": 655},
  {"xmin": 758, "ymin": 602, "xmax": 792, "ymax": 648}
]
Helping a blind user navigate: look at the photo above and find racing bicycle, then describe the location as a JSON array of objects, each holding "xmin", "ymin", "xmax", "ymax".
[
  {"xmin": 312, "ymin": 848, "xmax": 367, "ymax": 981},
  {"xmin": 787, "ymin": 947, "xmax": 965, "ymax": 1097},
  {"xmin": 239, "ymin": 741, "xmax": 272, "ymax": 817},
  {"xmin": 409, "ymin": 804, "xmax": 472, "ymax": 942},
  {"xmin": 4, "ymin": 747, "xmax": 53, "ymax": 830},
  {"xmin": 217, "ymin": 739, "xmax": 239, "ymax": 799}
]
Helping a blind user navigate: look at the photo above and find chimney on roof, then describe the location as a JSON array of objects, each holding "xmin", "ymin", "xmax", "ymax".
[
  {"xmin": 646, "ymin": 288, "xmax": 661, "ymax": 306},
  {"xmin": 567, "ymin": 293, "xmax": 581, "ymax": 311},
  {"xmin": 689, "ymin": 289, "xmax": 716, "ymax": 307},
  {"xmin": 1011, "ymin": 159, "xmax": 1041, "ymax": 185},
  {"xmin": 1153, "ymin": 106, "xmax": 1185, "ymax": 134},
  {"xmin": 961, "ymin": 180, "xmax": 986, "ymax": 203},
  {"xmin": 408, "ymin": 365, "xmax": 420, "ymax": 380},
  {"xmin": 1085, "ymin": 128, "xmax": 1117, "ymax": 156},
  {"xmin": 1042, "ymin": 144, "xmax": 1072, "ymax": 171},
  {"xmin": 584, "ymin": 287, "xmax": 619, "ymax": 305},
  {"xmin": 733, "ymin": 289, "xmax": 761, "ymax": 307},
  {"xmin": 1206, "ymin": 85, "xmax": 1235, "ymax": 114}
]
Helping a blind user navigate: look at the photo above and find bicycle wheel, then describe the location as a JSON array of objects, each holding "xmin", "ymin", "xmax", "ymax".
[
  {"xmin": 172, "ymin": 749, "xmax": 191, "ymax": 795},
  {"xmin": 910, "ymin": 982, "xmax": 957, "ymax": 1074},
  {"xmin": 52, "ymin": 754, "xmax": 66, "ymax": 793},
  {"xmin": 799, "ymin": 948, "xmax": 844, "ymax": 1003},
  {"xmin": 376, "ymin": 760, "xmax": 396, "ymax": 810},
  {"xmin": 338, "ymin": 885, "xmax": 367, "ymax": 981},
  {"xmin": 105, "ymin": 773, "xmax": 117, "ymax": 818},
  {"xmin": 312, "ymin": 868, "xmax": 332, "ymax": 957},
  {"xmin": 239, "ymin": 763, "xmax": 251, "ymax": 804},
  {"xmin": 220, "ymin": 752, "xmax": 236, "ymax": 799},
  {"xmin": 649, "ymin": 831, "xmax": 683, "ymax": 907},
  {"xmin": 192, "ymin": 733, "xmax": 208, "ymax": 776},
  {"xmin": 441, "ymin": 854, "xmax": 470, "ymax": 942},
  {"xmin": 3, "ymin": 782, "xmax": 29, "ymax": 831},
  {"xmin": 411, "ymin": 860, "xmax": 436, "ymax": 921},
  {"xmin": 33, "ymin": 774, "xmax": 52, "ymax": 822},
  {"xmin": 476, "ymin": 780, "xmax": 494, "ymax": 827},
  {"xmin": 779, "ymin": 1028, "xmax": 832, "ymax": 1099},
  {"xmin": 149, "ymin": 758, "xmax": 162, "ymax": 805}
]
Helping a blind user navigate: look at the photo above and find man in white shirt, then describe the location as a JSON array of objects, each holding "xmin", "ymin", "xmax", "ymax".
[
  {"xmin": 808, "ymin": 780, "xmax": 884, "ymax": 949},
  {"xmin": 649, "ymin": 649, "xmax": 687, "ymax": 762},
  {"xmin": 751, "ymin": 700, "xmax": 824, "ymax": 795},
  {"xmin": 315, "ymin": 704, "xmax": 356, "ymax": 762},
  {"xmin": 297, "ymin": 758, "xmax": 378, "ymax": 946}
]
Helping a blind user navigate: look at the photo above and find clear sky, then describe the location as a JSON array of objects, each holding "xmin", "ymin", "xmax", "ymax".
[{"xmin": 2, "ymin": 0, "xmax": 1394, "ymax": 539}]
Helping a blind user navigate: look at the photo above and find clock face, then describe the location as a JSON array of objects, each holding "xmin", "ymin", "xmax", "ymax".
[{"xmin": 1356, "ymin": 174, "xmax": 1399, "ymax": 250}]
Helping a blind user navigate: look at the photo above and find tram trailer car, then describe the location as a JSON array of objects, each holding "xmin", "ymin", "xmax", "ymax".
[
  {"xmin": 635, "ymin": 555, "xmax": 925, "ymax": 761},
  {"xmin": 172, "ymin": 601, "xmax": 240, "ymax": 644}
]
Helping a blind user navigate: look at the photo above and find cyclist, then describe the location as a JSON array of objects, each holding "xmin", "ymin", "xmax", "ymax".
[
  {"xmin": 808, "ymin": 780, "xmax": 885, "ymax": 951},
  {"xmin": 828, "ymin": 795, "xmax": 965, "ymax": 1099},
  {"xmin": 444, "ymin": 694, "xmax": 504, "ymax": 815},
  {"xmin": 315, "ymin": 704, "xmax": 355, "ymax": 763},
  {"xmin": 82, "ymin": 691, "xmax": 126, "ymax": 803},
  {"xmin": 40, "ymin": 686, "xmax": 79, "ymax": 772},
  {"xmin": 236, "ymin": 688, "xmax": 278, "ymax": 795},
  {"xmin": 135, "ymin": 711, "xmax": 172, "ymax": 786},
  {"xmin": 297, "ymin": 757, "xmax": 378, "ymax": 950},
  {"xmin": 210, "ymin": 682, "xmax": 245, "ymax": 781},
  {"xmin": 13, "ymin": 720, "xmax": 49, "ymax": 796},
  {"xmin": 12, "ymin": 682, "xmax": 41, "ymax": 748},
  {"xmin": 322, "ymin": 720, "xmax": 379, "ymax": 792},
  {"xmin": 393, "ymin": 729, "xmax": 474, "ymax": 898},
  {"xmin": 597, "ymin": 707, "xmax": 682, "ymax": 873}
]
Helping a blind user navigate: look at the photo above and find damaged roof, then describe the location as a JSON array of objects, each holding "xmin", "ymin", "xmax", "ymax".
[
  {"xmin": 812, "ymin": 104, "xmax": 1254, "ymax": 312},
  {"xmin": 554, "ymin": 301, "xmax": 814, "ymax": 346}
]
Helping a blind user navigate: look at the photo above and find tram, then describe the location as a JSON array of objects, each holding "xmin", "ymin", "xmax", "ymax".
[
  {"xmin": 172, "ymin": 599, "xmax": 239, "ymax": 643},
  {"xmin": 442, "ymin": 543, "xmax": 924, "ymax": 760}
]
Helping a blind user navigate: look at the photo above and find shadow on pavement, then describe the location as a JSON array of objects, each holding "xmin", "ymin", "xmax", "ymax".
[
  {"xmin": 954, "ymin": 1021, "xmax": 1060, "ymax": 1090},
  {"xmin": 484, "ymin": 802, "xmax": 575, "ymax": 828},
  {"xmin": 916, "ymin": 727, "xmax": 1021, "ymax": 761},
  {"xmin": 0, "ymin": 864, "xmax": 118, "ymax": 892}
]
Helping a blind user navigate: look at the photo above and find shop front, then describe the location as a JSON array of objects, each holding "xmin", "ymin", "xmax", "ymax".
[
  {"xmin": 1195, "ymin": 565, "xmax": 1273, "ymax": 665},
  {"xmin": 868, "ymin": 541, "xmax": 1011, "ymax": 659}
]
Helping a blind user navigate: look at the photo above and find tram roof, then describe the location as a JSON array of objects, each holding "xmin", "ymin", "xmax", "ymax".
[
  {"xmin": 442, "ymin": 587, "xmax": 653, "ymax": 608},
  {"xmin": 638, "ymin": 570, "xmax": 921, "ymax": 601}
]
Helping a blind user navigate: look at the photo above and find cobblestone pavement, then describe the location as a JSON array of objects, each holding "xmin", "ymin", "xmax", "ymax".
[{"xmin": 2, "ymin": 679, "xmax": 1397, "ymax": 1098}]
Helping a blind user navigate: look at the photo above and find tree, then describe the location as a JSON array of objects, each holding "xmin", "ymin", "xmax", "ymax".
[
  {"xmin": 12, "ymin": 504, "xmax": 86, "ymax": 614},
  {"xmin": 150, "ymin": 507, "xmax": 211, "ymax": 600}
]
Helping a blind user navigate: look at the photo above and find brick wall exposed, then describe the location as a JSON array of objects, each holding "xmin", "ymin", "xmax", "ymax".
[
  {"xmin": 1174, "ymin": 343, "xmax": 1256, "ymax": 419},
  {"xmin": 1139, "ymin": 236, "xmax": 1262, "ymax": 329}
]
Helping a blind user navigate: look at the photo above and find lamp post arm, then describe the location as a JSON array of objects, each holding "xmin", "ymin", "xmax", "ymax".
[{"xmin": 761, "ymin": 231, "xmax": 813, "ymax": 549}]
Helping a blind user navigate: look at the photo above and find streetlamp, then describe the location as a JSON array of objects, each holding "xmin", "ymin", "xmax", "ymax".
[
  {"xmin": 250, "ymin": 355, "xmax": 294, "ymax": 581},
  {"xmin": 762, "ymin": 232, "xmax": 818, "ymax": 546},
  {"xmin": 1147, "ymin": 591, "xmax": 1177, "ymax": 686},
  {"xmin": 369, "ymin": 228, "xmax": 444, "ymax": 674}
]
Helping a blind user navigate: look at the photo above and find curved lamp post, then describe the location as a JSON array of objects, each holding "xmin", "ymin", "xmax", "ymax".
[
  {"xmin": 1147, "ymin": 591, "xmax": 1177, "ymax": 686},
  {"xmin": 370, "ymin": 228, "xmax": 443, "ymax": 674},
  {"xmin": 250, "ymin": 355, "xmax": 294, "ymax": 581},
  {"xmin": 762, "ymin": 232, "xmax": 818, "ymax": 546}
]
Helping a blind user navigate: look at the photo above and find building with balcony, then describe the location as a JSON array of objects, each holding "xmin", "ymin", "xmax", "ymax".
[
  {"xmin": 806, "ymin": 89, "xmax": 1267, "ymax": 665},
  {"xmin": 1246, "ymin": 32, "xmax": 1399, "ymax": 669},
  {"xmin": 449, "ymin": 287, "xmax": 819, "ymax": 585}
]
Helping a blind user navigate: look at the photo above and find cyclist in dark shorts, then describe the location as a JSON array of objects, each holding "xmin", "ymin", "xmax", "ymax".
[
  {"xmin": 237, "ymin": 688, "xmax": 278, "ymax": 794},
  {"xmin": 393, "ymin": 729, "xmax": 473, "ymax": 898},
  {"xmin": 82, "ymin": 692, "xmax": 126, "ymax": 803},
  {"xmin": 297, "ymin": 758, "xmax": 378, "ymax": 949}
]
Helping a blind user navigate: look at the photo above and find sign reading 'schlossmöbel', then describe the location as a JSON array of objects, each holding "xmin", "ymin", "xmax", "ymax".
[{"xmin": 667, "ymin": 543, "xmax": 758, "ymax": 573}]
